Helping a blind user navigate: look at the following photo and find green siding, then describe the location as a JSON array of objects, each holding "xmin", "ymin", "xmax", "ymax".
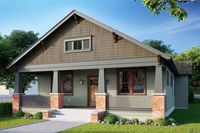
[
  {"xmin": 175, "ymin": 76, "xmax": 188, "ymax": 108},
  {"xmin": 163, "ymin": 68, "xmax": 175, "ymax": 112},
  {"xmin": 38, "ymin": 73, "xmax": 52, "ymax": 95},
  {"xmin": 106, "ymin": 67, "xmax": 154, "ymax": 110},
  {"xmin": 64, "ymin": 70, "xmax": 98, "ymax": 107}
]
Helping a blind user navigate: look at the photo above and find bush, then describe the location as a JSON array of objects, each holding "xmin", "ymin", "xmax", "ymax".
[
  {"xmin": 103, "ymin": 113, "xmax": 118, "ymax": 124},
  {"xmin": 131, "ymin": 118, "xmax": 139, "ymax": 124},
  {"xmin": 0, "ymin": 102, "xmax": 12, "ymax": 115},
  {"xmin": 119, "ymin": 118, "xmax": 129, "ymax": 124},
  {"xmin": 15, "ymin": 111, "xmax": 25, "ymax": 118},
  {"xmin": 33, "ymin": 112, "xmax": 43, "ymax": 119},
  {"xmin": 24, "ymin": 113, "xmax": 33, "ymax": 119},
  {"xmin": 145, "ymin": 119, "xmax": 154, "ymax": 125},
  {"xmin": 154, "ymin": 118, "xmax": 169, "ymax": 126},
  {"xmin": 189, "ymin": 89, "xmax": 194, "ymax": 103}
]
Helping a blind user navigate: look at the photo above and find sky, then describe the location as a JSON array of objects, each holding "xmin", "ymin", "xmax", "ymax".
[{"xmin": 0, "ymin": 0, "xmax": 199, "ymax": 53}]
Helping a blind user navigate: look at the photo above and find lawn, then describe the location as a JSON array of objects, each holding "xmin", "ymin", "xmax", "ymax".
[
  {"xmin": 61, "ymin": 103, "xmax": 200, "ymax": 133},
  {"xmin": 0, "ymin": 115, "xmax": 43, "ymax": 129}
]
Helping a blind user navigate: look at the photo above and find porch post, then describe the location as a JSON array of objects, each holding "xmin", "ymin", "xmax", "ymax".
[
  {"xmin": 50, "ymin": 70, "xmax": 64, "ymax": 109},
  {"xmin": 12, "ymin": 72, "xmax": 23, "ymax": 113},
  {"xmin": 152, "ymin": 65, "xmax": 166, "ymax": 119},
  {"xmin": 95, "ymin": 68, "xmax": 108, "ymax": 111}
]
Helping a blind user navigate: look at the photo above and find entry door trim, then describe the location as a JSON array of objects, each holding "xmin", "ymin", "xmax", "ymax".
[{"xmin": 88, "ymin": 76, "xmax": 98, "ymax": 107}]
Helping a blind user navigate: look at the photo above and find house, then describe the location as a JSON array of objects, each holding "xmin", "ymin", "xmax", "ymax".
[{"xmin": 7, "ymin": 10, "xmax": 191, "ymax": 122}]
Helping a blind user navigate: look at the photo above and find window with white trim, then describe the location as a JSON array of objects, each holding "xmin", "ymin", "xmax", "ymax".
[{"xmin": 64, "ymin": 37, "xmax": 91, "ymax": 52}]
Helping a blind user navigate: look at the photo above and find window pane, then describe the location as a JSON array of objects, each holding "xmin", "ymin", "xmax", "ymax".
[
  {"xmin": 65, "ymin": 41, "xmax": 72, "ymax": 51},
  {"xmin": 83, "ymin": 39, "xmax": 90, "ymax": 49},
  {"xmin": 63, "ymin": 73, "xmax": 73, "ymax": 94},
  {"xmin": 119, "ymin": 71, "xmax": 129, "ymax": 94},
  {"xmin": 133, "ymin": 69, "xmax": 145, "ymax": 93},
  {"xmin": 74, "ymin": 40, "xmax": 82, "ymax": 50}
]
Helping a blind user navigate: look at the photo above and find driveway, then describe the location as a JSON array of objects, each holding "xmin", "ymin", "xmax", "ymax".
[{"xmin": 0, "ymin": 121, "xmax": 85, "ymax": 133}]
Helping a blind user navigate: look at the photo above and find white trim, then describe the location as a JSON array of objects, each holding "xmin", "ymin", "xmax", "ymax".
[
  {"xmin": 7, "ymin": 10, "xmax": 170, "ymax": 69},
  {"xmin": 165, "ymin": 106, "xmax": 175, "ymax": 117},
  {"xmin": 64, "ymin": 36, "xmax": 91, "ymax": 53},
  {"xmin": 151, "ymin": 93, "xmax": 166, "ymax": 96}
]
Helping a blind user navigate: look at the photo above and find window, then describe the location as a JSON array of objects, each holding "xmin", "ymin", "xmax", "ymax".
[
  {"xmin": 118, "ymin": 68, "xmax": 145, "ymax": 95},
  {"xmin": 64, "ymin": 37, "xmax": 91, "ymax": 52},
  {"xmin": 167, "ymin": 71, "xmax": 169, "ymax": 86},
  {"xmin": 61, "ymin": 72, "xmax": 73, "ymax": 95},
  {"xmin": 170, "ymin": 75, "xmax": 173, "ymax": 87}
]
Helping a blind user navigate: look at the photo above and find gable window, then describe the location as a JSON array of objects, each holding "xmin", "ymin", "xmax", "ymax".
[
  {"xmin": 61, "ymin": 71, "xmax": 73, "ymax": 95},
  {"xmin": 118, "ymin": 68, "xmax": 146, "ymax": 95},
  {"xmin": 64, "ymin": 37, "xmax": 91, "ymax": 52}
]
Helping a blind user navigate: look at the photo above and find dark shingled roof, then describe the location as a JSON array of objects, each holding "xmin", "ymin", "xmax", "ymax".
[{"xmin": 174, "ymin": 61, "xmax": 192, "ymax": 75}]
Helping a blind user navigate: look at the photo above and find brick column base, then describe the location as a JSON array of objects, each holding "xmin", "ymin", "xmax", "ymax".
[
  {"xmin": 12, "ymin": 93, "xmax": 23, "ymax": 113},
  {"xmin": 91, "ymin": 111, "xmax": 105, "ymax": 123},
  {"xmin": 95, "ymin": 93, "xmax": 108, "ymax": 111},
  {"xmin": 43, "ymin": 110, "xmax": 54, "ymax": 120},
  {"xmin": 50, "ymin": 93, "xmax": 64, "ymax": 109},
  {"xmin": 152, "ymin": 93, "xmax": 166, "ymax": 119}
]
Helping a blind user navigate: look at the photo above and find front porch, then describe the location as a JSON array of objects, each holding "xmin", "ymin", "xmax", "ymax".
[{"xmin": 13, "ymin": 59, "xmax": 166, "ymax": 121}]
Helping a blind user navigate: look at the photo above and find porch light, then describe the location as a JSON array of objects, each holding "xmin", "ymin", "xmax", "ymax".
[{"xmin": 80, "ymin": 79, "xmax": 84, "ymax": 85}]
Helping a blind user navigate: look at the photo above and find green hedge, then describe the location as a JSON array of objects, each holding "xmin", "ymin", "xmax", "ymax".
[{"xmin": 0, "ymin": 102, "xmax": 12, "ymax": 115}]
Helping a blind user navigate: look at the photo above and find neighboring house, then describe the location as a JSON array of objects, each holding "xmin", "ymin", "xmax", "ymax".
[
  {"xmin": 0, "ymin": 85, "xmax": 12, "ymax": 95},
  {"xmin": 7, "ymin": 10, "xmax": 191, "ymax": 121}
]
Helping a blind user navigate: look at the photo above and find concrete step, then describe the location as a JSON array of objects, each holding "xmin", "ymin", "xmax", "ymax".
[{"xmin": 49, "ymin": 108, "xmax": 95, "ymax": 122}]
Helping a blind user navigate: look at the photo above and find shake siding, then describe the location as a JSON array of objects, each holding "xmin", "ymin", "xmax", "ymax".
[{"xmin": 18, "ymin": 17, "xmax": 156, "ymax": 67}]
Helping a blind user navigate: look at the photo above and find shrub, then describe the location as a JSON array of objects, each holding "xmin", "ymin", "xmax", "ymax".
[
  {"xmin": 145, "ymin": 119, "xmax": 154, "ymax": 125},
  {"xmin": 131, "ymin": 118, "xmax": 139, "ymax": 124},
  {"xmin": 0, "ymin": 102, "xmax": 12, "ymax": 115},
  {"xmin": 15, "ymin": 111, "xmax": 25, "ymax": 118},
  {"xmin": 189, "ymin": 89, "xmax": 194, "ymax": 103},
  {"xmin": 125, "ymin": 120, "xmax": 132, "ymax": 125},
  {"xmin": 119, "ymin": 118, "xmax": 128, "ymax": 124},
  {"xmin": 33, "ymin": 112, "xmax": 43, "ymax": 119},
  {"xmin": 24, "ymin": 113, "xmax": 33, "ymax": 119},
  {"xmin": 103, "ymin": 113, "xmax": 118, "ymax": 124},
  {"xmin": 166, "ymin": 117, "xmax": 176, "ymax": 125},
  {"xmin": 154, "ymin": 118, "xmax": 169, "ymax": 126}
]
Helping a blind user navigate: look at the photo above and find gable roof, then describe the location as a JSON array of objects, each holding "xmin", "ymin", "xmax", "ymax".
[{"xmin": 7, "ymin": 10, "xmax": 170, "ymax": 69}]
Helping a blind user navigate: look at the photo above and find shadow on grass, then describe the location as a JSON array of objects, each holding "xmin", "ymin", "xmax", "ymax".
[{"xmin": 170, "ymin": 103, "xmax": 200, "ymax": 125}]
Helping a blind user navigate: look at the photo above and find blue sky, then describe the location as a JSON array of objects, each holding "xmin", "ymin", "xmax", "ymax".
[{"xmin": 0, "ymin": 0, "xmax": 199, "ymax": 53}]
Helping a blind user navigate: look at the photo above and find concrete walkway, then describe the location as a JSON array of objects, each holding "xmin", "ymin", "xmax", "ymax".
[{"xmin": 0, "ymin": 121, "xmax": 85, "ymax": 133}]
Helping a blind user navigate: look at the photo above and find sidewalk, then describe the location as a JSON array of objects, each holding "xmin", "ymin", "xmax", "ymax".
[{"xmin": 0, "ymin": 121, "xmax": 85, "ymax": 133}]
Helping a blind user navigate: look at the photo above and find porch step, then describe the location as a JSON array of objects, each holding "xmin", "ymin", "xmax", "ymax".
[
  {"xmin": 108, "ymin": 110, "xmax": 152, "ymax": 122},
  {"xmin": 48, "ymin": 108, "xmax": 95, "ymax": 122},
  {"xmin": 21, "ymin": 107, "xmax": 50, "ymax": 114}
]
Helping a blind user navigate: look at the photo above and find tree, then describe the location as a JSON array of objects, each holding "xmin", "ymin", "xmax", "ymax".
[
  {"xmin": 141, "ymin": 0, "xmax": 198, "ymax": 21},
  {"xmin": 143, "ymin": 39, "xmax": 174, "ymax": 55},
  {"xmin": 174, "ymin": 46, "xmax": 200, "ymax": 88},
  {"xmin": 0, "ymin": 30, "xmax": 39, "ymax": 90}
]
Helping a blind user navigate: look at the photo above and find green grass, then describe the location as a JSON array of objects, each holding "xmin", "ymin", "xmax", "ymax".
[
  {"xmin": 61, "ymin": 103, "xmax": 200, "ymax": 133},
  {"xmin": 0, "ymin": 115, "xmax": 43, "ymax": 129}
]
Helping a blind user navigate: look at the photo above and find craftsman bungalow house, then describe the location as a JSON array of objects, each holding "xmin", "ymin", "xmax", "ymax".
[{"xmin": 7, "ymin": 10, "xmax": 191, "ymax": 122}]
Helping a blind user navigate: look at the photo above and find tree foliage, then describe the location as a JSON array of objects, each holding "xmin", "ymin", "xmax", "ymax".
[
  {"xmin": 0, "ymin": 30, "xmax": 39, "ymax": 90},
  {"xmin": 174, "ymin": 47, "xmax": 200, "ymax": 87},
  {"xmin": 142, "ymin": 0, "xmax": 197, "ymax": 21},
  {"xmin": 143, "ymin": 39, "xmax": 174, "ymax": 55}
]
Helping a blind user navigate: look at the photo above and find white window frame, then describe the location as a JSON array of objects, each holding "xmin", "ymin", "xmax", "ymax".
[{"xmin": 64, "ymin": 36, "xmax": 91, "ymax": 53}]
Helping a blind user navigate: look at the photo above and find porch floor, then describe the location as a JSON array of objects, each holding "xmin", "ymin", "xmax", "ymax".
[
  {"xmin": 48, "ymin": 108, "xmax": 96, "ymax": 122},
  {"xmin": 22, "ymin": 107, "xmax": 50, "ymax": 114}
]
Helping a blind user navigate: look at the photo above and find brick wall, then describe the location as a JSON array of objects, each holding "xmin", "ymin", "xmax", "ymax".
[{"xmin": 152, "ymin": 93, "xmax": 166, "ymax": 119}]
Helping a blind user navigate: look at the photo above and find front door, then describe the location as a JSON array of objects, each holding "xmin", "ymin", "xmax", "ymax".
[{"xmin": 88, "ymin": 77, "xmax": 98, "ymax": 107}]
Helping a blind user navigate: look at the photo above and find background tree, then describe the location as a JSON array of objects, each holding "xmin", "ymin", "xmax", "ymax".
[
  {"xmin": 143, "ymin": 39, "xmax": 175, "ymax": 55},
  {"xmin": 141, "ymin": 0, "xmax": 198, "ymax": 21},
  {"xmin": 174, "ymin": 47, "xmax": 200, "ymax": 89},
  {"xmin": 0, "ymin": 30, "xmax": 39, "ymax": 90}
]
